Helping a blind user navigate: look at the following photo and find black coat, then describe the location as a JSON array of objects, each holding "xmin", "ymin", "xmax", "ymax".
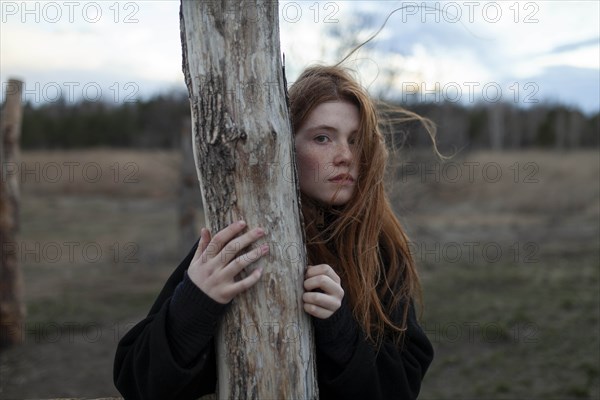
[{"xmin": 114, "ymin": 240, "xmax": 434, "ymax": 400}]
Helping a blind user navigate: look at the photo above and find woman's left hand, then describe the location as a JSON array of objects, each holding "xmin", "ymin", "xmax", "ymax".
[{"xmin": 303, "ymin": 264, "xmax": 344, "ymax": 319}]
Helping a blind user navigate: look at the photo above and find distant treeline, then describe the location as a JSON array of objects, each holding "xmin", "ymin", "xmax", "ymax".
[
  {"xmin": 15, "ymin": 93, "xmax": 600, "ymax": 150},
  {"xmin": 407, "ymin": 102, "xmax": 599, "ymax": 151},
  {"xmin": 20, "ymin": 93, "xmax": 189, "ymax": 149}
]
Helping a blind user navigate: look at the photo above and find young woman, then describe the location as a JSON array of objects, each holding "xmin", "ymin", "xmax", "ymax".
[{"xmin": 114, "ymin": 65, "xmax": 434, "ymax": 399}]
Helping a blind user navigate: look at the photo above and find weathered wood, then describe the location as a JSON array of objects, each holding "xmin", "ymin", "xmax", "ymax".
[
  {"xmin": 0, "ymin": 79, "xmax": 25, "ymax": 349},
  {"xmin": 180, "ymin": 1, "xmax": 318, "ymax": 399}
]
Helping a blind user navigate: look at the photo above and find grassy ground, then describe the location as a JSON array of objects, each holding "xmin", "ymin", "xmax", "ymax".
[
  {"xmin": 0, "ymin": 148, "xmax": 598, "ymax": 399},
  {"xmin": 395, "ymin": 149, "xmax": 600, "ymax": 399}
]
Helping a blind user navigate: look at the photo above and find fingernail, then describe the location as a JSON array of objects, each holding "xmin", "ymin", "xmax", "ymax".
[
  {"xmin": 255, "ymin": 228, "xmax": 265, "ymax": 236},
  {"xmin": 239, "ymin": 220, "xmax": 246, "ymax": 227},
  {"xmin": 261, "ymin": 244, "xmax": 270, "ymax": 253}
]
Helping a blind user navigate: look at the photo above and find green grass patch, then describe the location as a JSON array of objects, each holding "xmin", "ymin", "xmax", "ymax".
[{"xmin": 419, "ymin": 253, "xmax": 600, "ymax": 399}]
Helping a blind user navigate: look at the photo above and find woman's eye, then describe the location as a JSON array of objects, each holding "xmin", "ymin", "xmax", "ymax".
[{"xmin": 314, "ymin": 135, "xmax": 329, "ymax": 143}]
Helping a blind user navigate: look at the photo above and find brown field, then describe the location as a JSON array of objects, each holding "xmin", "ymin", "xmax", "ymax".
[{"xmin": 0, "ymin": 148, "xmax": 598, "ymax": 399}]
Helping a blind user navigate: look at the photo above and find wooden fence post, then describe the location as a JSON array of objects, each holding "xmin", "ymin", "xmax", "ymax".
[
  {"xmin": 180, "ymin": 1, "xmax": 318, "ymax": 399},
  {"xmin": 0, "ymin": 78, "xmax": 25, "ymax": 349}
]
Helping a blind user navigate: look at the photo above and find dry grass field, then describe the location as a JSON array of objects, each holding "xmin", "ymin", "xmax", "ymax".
[{"xmin": 0, "ymin": 148, "xmax": 598, "ymax": 399}]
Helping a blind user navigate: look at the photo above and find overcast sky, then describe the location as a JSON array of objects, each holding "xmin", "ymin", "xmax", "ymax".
[{"xmin": 1, "ymin": 1, "xmax": 598, "ymax": 114}]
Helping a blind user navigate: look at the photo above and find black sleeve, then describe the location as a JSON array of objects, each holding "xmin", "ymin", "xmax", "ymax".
[
  {"xmin": 113, "ymin": 240, "xmax": 227, "ymax": 400},
  {"xmin": 313, "ymin": 298, "xmax": 434, "ymax": 400}
]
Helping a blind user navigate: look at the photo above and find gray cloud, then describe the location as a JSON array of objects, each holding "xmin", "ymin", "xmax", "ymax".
[
  {"xmin": 516, "ymin": 65, "xmax": 599, "ymax": 115},
  {"xmin": 548, "ymin": 37, "xmax": 599, "ymax": 54}
]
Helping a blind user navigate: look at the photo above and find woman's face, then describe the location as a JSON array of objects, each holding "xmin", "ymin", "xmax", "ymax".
[{"xmin": 294, "ymin": 101, "xmax": 360, "ymax": 206}]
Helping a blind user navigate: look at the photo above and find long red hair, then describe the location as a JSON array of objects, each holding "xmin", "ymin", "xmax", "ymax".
[{"xmin": 289, "ymin": 65, "xmax": 432, "ymax": 345}]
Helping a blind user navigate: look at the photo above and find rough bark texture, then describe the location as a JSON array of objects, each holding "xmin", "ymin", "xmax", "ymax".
[
  {"xmin": 0, "ymin": 79, "xmax": 25, "ymax": 349},
  {"xmin": 180, "ymin": 1, "xmax": 318, "ymax": 399}
]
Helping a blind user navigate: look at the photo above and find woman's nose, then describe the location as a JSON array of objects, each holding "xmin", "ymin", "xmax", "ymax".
[{"xmin": 333, "ymin": 141, "xmax": 353, "ymax": 165}]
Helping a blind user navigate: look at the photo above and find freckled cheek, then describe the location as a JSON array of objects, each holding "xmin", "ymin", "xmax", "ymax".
[{"xmin": 295, "ymin": 152, "xmax": 320, "ymax": 180}]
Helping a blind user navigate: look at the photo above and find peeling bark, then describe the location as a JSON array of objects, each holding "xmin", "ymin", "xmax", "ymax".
[{"xmin": 180, "ymin": 1, "xmax": 318, "ymax": 399}]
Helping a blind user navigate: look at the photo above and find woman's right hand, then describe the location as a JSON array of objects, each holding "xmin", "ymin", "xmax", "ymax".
[{"xmin": 188, "ymin": 220, "xmax": 269, "ymax": 304}]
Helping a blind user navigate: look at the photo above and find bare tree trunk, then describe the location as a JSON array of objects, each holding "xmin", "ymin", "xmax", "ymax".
[
  {"xmin": 568, "ymin": 111, "xmax": 583, "ymax": 148},
  {"xmin": 180, "ymin": 1, "xmax": 318, "ymax": 399},
  {"xmin": 489, "ymin": 104, "xmax": 504, "ymax": 150},
  {"xmin": 0, "ymin": 79, "xmax": 25, "ymax": 349},
  {"xmin": 179, "ymin": 117, "xmax": 201, "ymax": 254}
]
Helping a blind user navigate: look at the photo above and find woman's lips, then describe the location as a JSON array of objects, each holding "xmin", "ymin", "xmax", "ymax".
[{"xmin": 328, "ymin": 174, "xmax": 355, "ymax": 184}]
